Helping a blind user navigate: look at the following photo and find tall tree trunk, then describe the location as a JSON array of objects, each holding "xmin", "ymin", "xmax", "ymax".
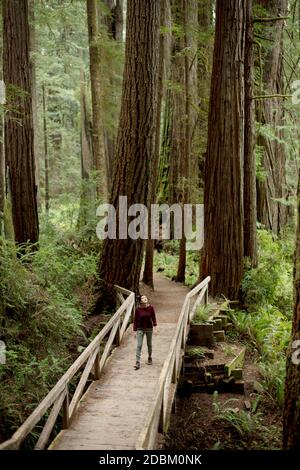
[
  {"xmin": 197, "ymin": 0, "xmax": 213, "ymax": 282},
  {"xmin": 0, "ymin": 111, "xmax": 4, "ymax": 238},
  {"xmin": 197, "ymin": 0, "xmax": 213, "ymax": 190},
  {"xmin": 29, "ymin": 0, "xmax": 40, "ymax": 208},
  {"xmin": 142, "ymin": 0, "xmax": 171, "ymax": 288},
  {"xmin": 0, "ymin": 49, "xmax": 4, "ymax": 237},
  {"xmin": 87, "ymin": 0, "xmax": 107, "ymax": 199},
  {"xmin": 3, "ymin": 0, "xmax": 39, "ymax": 245},
  {"xmin": 104, "ymin": 0, "xmax": 123, "ymax": 41},
  {"xmin": 158, "ymin": 87, "xmax": 172, "ymax": 202},
  {"xmin": 42, "ymin": 84, "xmax": 49, "ymax": 215},
  {"xmin": 97, "ymin": 0, "xmax": 159, "ymax": 306},
  {"xmin": 283, "ymin": 170, "xmax": 300, "ymax": 449},
  {"xmin": 255, "ymin": 0, "xmax": 288, "ymax": 235},
  {"xmin": 201, "ymin": 0, "xmax": 245, "ymax": 300},
  {"xmin": 244, "ymin": 0, "xmax": 257, "ymax": 267},
  {"xmin": 78, "ymin": 61, "xmax": 94, "ymax": 228},
  {"xmin": 103, "ymin": 0, "xmax": 124, "ymax": 192},
  {"xmin": 175, "ymin": 0, "xmax": 198, "ymax": 283}
]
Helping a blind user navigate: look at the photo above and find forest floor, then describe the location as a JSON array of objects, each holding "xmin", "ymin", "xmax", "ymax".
[{"xmin": 163, "ymin": 346, "xmax": 282, "ymax": 450}]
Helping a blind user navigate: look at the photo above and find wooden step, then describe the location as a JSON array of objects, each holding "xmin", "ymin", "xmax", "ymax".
[
  {"xmin": 225, "ymin": 347, "xmax": 246, "ymax": 377},
  {"xmin": 213, "ymin": 330, "xmax": 226, "ymax": 342}
]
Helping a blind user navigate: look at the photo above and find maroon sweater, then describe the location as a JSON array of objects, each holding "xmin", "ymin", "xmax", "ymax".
[{"xmin": 133, "ymin": 305, "xmax": 157, "ymax": 331}]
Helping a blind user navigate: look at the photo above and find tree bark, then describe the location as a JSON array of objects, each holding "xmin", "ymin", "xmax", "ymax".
[
  {"xmin": 0, "ymin": 113, "xmax": 4, "ymax": 238},
  {"xmin": 97, "ymin": 0, "xmax": 159, "ymax": 306},
  {"xmin": 0, "ymin": 41, "xmax": 4, "ymax": 237},
  {"xmin": 78, "ymin": 61, "xmax": 94, "ymax": 228},
  {"xmin": 103, "ymin": 0, "xmax": 124, "ymax": 193},
  {"xmin": 201, "ymin": 0, "xmax": 245, "ymax": 300},
  {"xmin": 255, "ymin": 0, "xmax": 288, "ymax": 235},
  {"xmin": 42, "ymin": 84, "xmax": 49, "ymax": 215},
  {"xmin": 283, "ymin": 170, "xmax": 300, "ymax": 449},
  {"xmin": 244, "ymin": 0, "xmax": 258, "ymax": 267},
  {"xmin": 3, "ymin": 0, "xmax": 39, "ymax": 245},
  {"xmin": 29, "ymin": 0, "xmax": 40, "ymax": 208},
  {"xmin": 87, "ymin": 0, "xmax": 107, "ymax": 199}
]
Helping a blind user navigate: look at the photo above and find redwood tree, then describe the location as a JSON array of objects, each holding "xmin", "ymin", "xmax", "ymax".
[
  {"xmin": 255, "ymin": 0, "xmax": 288, "ymax": 235},
  {"xmin": 244, "ymin": 0, "xmax": 257, "ymax": 267},
  {"xmin": 142, "ymin": 0, "xmax": 171, "ymax": 288},
  {"xmin": 3, "ymin": 0, "xmax": 39, "ymax": 245},
  {"xmin": 97, "ymin": 0, "xmax": 159, "ymax": 304},
  {"xmin": 283, "ymin": 170, "xmax": 300, "ymax": 449},
  {"xmin": 201, "ymin": 0, "xmax": 245, "ymax": 299},
  {"xmin": 87, "ymin": 0, "xmax": 107, "ymax": 198}
]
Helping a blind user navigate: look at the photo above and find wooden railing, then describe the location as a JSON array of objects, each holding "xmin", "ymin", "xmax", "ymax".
[
  {"xmin": 135, "ymin": 276, "xmax": 211, "ymax": 450},
  {"xmin": 0, "ymin": 285, "xmax": 135, "ymax": 450}
]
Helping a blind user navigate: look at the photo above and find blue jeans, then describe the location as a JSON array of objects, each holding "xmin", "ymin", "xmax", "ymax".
[{"xmin": 136, "ymin": 329, "xmax": 153, "ymax": 362}]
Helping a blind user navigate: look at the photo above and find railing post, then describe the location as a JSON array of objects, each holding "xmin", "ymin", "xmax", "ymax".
[
  {"xmin": 158, "ymin": 400, "xmax": 164, "ymax": 434},
  {"xmin": 94, "ymin": 347, "xmax": 101, "ymax": 380},
  {"xmin": 172, "ymin": 357, "xmax": 177, "ymax": 384},
  {"xmin": 62, "ymin": 386, "xmax": 69, "ymax": 429},
  {"xmin": 114, "ymin": 320, "xmax": 121, "ymax": 347}
]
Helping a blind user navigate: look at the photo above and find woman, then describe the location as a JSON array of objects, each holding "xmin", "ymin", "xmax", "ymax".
[{"xmin": 133, "ymin": 295, "xmax": 157, "ymax": 370}]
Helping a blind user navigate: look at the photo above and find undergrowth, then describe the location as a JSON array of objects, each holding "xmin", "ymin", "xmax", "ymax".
[
  {"xmin": 228, "ymin": 229, "xmax": 294, "ymax": 409},
  {"xmin": 154, "ymin": 229, "xmax": 293, "ymax": 410}
]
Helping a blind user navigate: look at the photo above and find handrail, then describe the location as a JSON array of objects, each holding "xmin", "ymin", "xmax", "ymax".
[
  {"xmin": 135, "ymin": 276, "xmax": 211, "ymax": 450},
  {"xmin": 0, "ymin": 285, "xmax": 135, "ymax": 450}
]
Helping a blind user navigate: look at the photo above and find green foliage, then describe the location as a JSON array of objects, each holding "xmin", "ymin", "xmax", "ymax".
[
  {"xmin": 192, "ymin": 303, "xmax": 215, "ymax": 324},
  {"xmin": 211, "ymin": 391, "xmax": 280, "ymax": 448},
  {"xmin": 0, "ymin": 221, "xmax": 98, "ymax": 440},
  {"xmin": 212, "ymin": 394, "xmax": 257, "ymax": 439},
  {"xmin": 186, "ymin": 347, "xmax": 205, "ymax": 359},
  {"xmin": 154, "ymin": 241, "xmax": 199, "ymax": 287},
  {"xmin": 242, "ymin": 229, "xmax": 293, "ymax": 317}
]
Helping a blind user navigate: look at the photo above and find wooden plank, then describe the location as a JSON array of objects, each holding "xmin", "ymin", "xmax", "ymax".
[
  {"xmin": 225, "ymin": 347, "xmax": 246, "ymax": 377},
  {"xmin": 62, "ymin": 386, "xmax": 70, "ymax": 429},
  {"xmin": 114, "ymin": 285, "xmax": 134, "ymax": 296},
  {"xmin": 35, "ymin": 390, "xmax": 66, "ymax": 450},
  {"xmin": 69, "ymin": 348, "xmax": 99, "ymax": 420},
  {"xmin": 187, "ymin": 276, "xmax": 210, "ymax": 299},
  {"xmin": 189, "ymin": 287, "xmax": 207, "ymax": 320},
  {"xmin": 99, "ymin": 320, "xmax": 120, "ymax": 372},
  {"xmin": 135, "ymin": 277, "xmax": 211, "ymax": 449},
  {"xmin": 0, "ymin": 289, "xmax": 134, "ymax": 450},
  {"xmin": 120, "ymin": 301, "xmax": 133, "ymax": 339}
]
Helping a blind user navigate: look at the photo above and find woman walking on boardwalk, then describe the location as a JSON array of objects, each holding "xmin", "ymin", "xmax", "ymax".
[{"xmin": 133, "ymin": 295, "xmax": 157, "ymax": 370}]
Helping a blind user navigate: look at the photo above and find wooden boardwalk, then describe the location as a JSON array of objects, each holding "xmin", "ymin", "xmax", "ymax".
[{"xmin": 50, "ymin": 274, "xmax": 189, "ymax": 450}]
